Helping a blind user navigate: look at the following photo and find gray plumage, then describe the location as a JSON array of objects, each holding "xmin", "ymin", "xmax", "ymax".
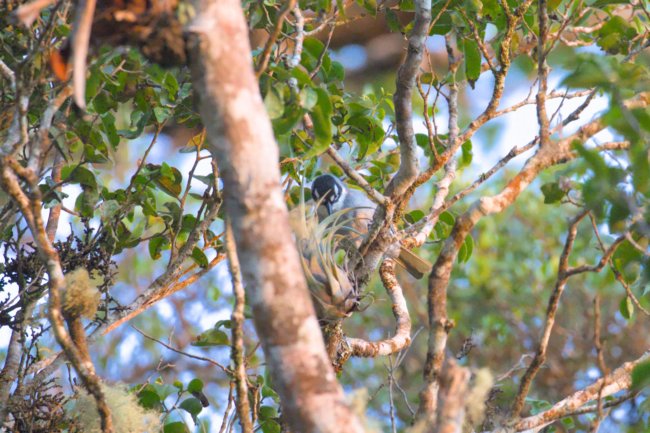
[
  {"xmin": 311, "ymin": 174, "xmax": 432, "ymax": 279},
  {"xmin": 289, "ymin": 189, "xmax": 359, "ymax": 321}
]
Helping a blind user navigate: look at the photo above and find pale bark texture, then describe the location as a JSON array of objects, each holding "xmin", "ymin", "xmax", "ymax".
[{"xmin": 186, "ymin": 1, "xmax": 364, "ymax": 432}]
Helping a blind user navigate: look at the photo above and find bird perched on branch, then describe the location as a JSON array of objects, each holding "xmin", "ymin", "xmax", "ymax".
[
  {"xmin": 289, "ymin": 189, "xmax": 360, "ymax": 322},
  {"xmin": 311, "ymin": 174, "xmax": 432, "ymax": 279}
]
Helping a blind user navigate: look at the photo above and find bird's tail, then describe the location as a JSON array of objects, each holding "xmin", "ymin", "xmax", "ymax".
[{"xmin": 395, "ymin": 247, "xmax": 432, "ymax": 279}]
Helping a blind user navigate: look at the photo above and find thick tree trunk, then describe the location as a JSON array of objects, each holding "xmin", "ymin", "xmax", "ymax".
[{"xmin": 187, "ymin": 1, "xmax": 364, "ymax": 432}]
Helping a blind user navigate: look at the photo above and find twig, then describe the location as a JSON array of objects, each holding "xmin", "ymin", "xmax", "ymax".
[
  {"xmin": 287, "ymin": 6, "xmax": 304, "ymax": 68},
  {"xmin": 255, "ymin": 0, "xmax": 298, "ymax": 78},
  {"xmin": 325, "ymin": 147, "xmax": 387, "ymax": 206},
  {"xmin": 226, "ymin": 221, "xmax": 253, "ymax": 433},
  {"xmin": 590, "ymin": 295, "xmax": 609, "ymax": 433},
  {"xmin": 510, "ymin": 213, "xmax": 625, "ymax": 416},
  {"xmin": 387, "ymin": 357, "xmax": 397, "ymax": 433},
  {"xmin": 537, "ymin": 0, "xmax": 551, "ymax": 148},
  {"xmin": 132, "ymin": 326, "xmax": 230, "ymax": 373},
  {"xmin": 218, "ymin": 383, "xmax": 235, "ymax": 433},
  {"xmin": 0, "ymin": 59, "xmax": 16, "ymax": 86},
  {"xmin": 611, "ymin": 265, "xmax": 650, "ymax": 316},
  {"xmin": 308, "ymin": 22, "xmax": 335, "ymax": 79}
]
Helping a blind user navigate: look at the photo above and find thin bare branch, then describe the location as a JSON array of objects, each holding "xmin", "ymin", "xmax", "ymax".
[
  {"xmin": 132, "ymin": 326, "xmax": 229, "ymax": 373},
  {"xmin": 326, "ymin": 146, "xmax": 388, "ymax": 206},
  {"xmin": 226, "ymin": 221, "xmax": 254, "ymax": 433},
  {"xmin": 513, "ymin": 351, "xmax": 650, "ymax": 432}
]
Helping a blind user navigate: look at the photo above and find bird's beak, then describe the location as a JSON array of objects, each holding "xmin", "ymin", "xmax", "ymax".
[{"xmin": 325, "ymin": 202, "xmax": 333, "ymax": 215}]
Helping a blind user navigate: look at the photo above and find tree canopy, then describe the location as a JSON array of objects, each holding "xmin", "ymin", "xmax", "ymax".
[{"xmin": 0, "ymin": 0, "xmax": 649, "ymax": 432}]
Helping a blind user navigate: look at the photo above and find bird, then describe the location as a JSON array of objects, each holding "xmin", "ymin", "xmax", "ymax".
[
  {"xmin": 289, "ymin": 186, "xmax": 360, "ymax": 321},
  {"xmin": 311, "ymin": 174, "xmax": 432, "ymax": 279}
]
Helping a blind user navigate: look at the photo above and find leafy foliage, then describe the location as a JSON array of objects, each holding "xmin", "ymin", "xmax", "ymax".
[{"xmin": 0, "ymin": 0, "xmax": 649, "ymax": 432}]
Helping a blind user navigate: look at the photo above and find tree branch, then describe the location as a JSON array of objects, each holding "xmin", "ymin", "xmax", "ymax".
[
  {"xmin": 226, "ymin": 221, "xmax": 254, "ymax": 433},
  {"xmin": 512, "ymin": 351, "xmax": 650, "ymax": 432},
  {"xmin": 385, "ymin": 0, "xmax": 431, "ymax": 199},
  {"xmin": 347, "ymin": 259, "xmax": 412, "ymax": 357},
  {"xmin": 254, "ymin": 0, "xmax": 298, "ymax": 78}
]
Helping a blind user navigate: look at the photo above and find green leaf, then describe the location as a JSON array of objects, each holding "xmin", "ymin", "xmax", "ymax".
[
  {"xmin": 214, "ymin": 319, "xmax": 232, "ymax": 329},
  {"xmin": 153, "ymin": 106, "xmax": 172, "ymax": 123},
  {"xmin": 591, "ymin": 0, "xmax": 629, "ymax": 7},
  {"xmin": 597, "ymin": 15, "xmax": 637, "ymax": 54},
  {"xmin": 385, "ymin": 8, "xmax": 402, "ymax": 33},
  {"xmin": 299, "ymin": 88, "xmax": 318, "ymax": 110},
  {"xmin": 561, "ymin": 417, "xmax": 575, "ymax": 429},
  {"xmin": 152, "ymin": 382, "xmax": 177, "ymax": 400},
  {"xmin": 464, "ymin": 0, "xmax": 483, "ymax": 15},
  {"xmin": 405, "ymin": 210, "xmax": 425, "ymax": 224},
  {"xmin": 348, "ymin": 114, "xmax": 385, "ymax": 159},
  {"xmin": 304, "ymin": 88, "xmax": 333, "ymax": 157},
  {"xmin": 100, "ymin": 113, "xmax": 120, "ymax": 148},
  {"xmin": 62, "ymin": 166, "xmax": 97, "ymax": 189},
  {"xmin": 163, "ymin": 73, "xmax": 179, "ymax": 100},
  {"xmin": 179, "ymin": 397, "xmax": 203, "ymax": 421},
  {"xmin": 192, "ymin": 328, "xmax": 229, "ymax": 347},
  {"xmin": 429, "ymin": 8, "xmax": 452, "ymax": 35},
  {"xmin": 163, "ymin": 422, "xmax": 190, "ymax": 433},
  {"xmin": 262, "ymin": 385, "xmax": 279, "ymax": 400},
  {"xmin": 632, "ymin": 360, "xmax": 650, "ymax": 389},
  {"xmin": 75, "ymin": 188, "xmax": 99, "ymax": 218},
  {"xmin": 561, "ymin": 56, "xmax": 610, "ymax": 89},
  {"xmin": 619, "ymin": 296, "xmax": 634, "ymax": 320},
  {"xmin": 137, "ymin": 387, "xmax": 161, "ymax": 409},
  {"xmin": 460, "ymin": 140, "xmax": 473, "ymax": 168},
  {"xmin": 264, "ymin": 87, "xmax": 284, "ymax": 119},
  {"xmin": 464, "ymin": 234, "xmax": 474, "ymax": 262},
  {"xmin": 148, "ymin": 163, "xmax": 183, "ymax": 197},
  {"xmin": 303, "ymin": 38, "xmax": 325, "ymax": 61},
  {"xmin": 187, "ymin": 378, "xmax": 204, "ymax": 393},
  {"xmin": 261, "ymin": 420, "xmax": 281, "ymax": 433},
  {"xmin": 439, "ymin": 211, "xmax": 455, "ymax": 226},
  {"xmin": 149, "ymin": 235, "xmax": 169, "ymax": 260},
  {"xmin": 191, "ymin": 247, "xmax": 209, "ymax": 268},
  {"xmin": 99, "ymin": 199, "xmax": 121, "ymax": 223},
  {"xmin": 93, "ymin": 92, "xmax": 115, "ymax": 114},
  {"xmin": 540, "ymin": 182, "xmax": 566, "ymax": 204},
  {"xmin": 259, "ymin": 405, "xmax": 278, "ymax": 420},
  {"xmin": 463, "ymin": 38, "xmax": 481, "ymax": 83}
]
